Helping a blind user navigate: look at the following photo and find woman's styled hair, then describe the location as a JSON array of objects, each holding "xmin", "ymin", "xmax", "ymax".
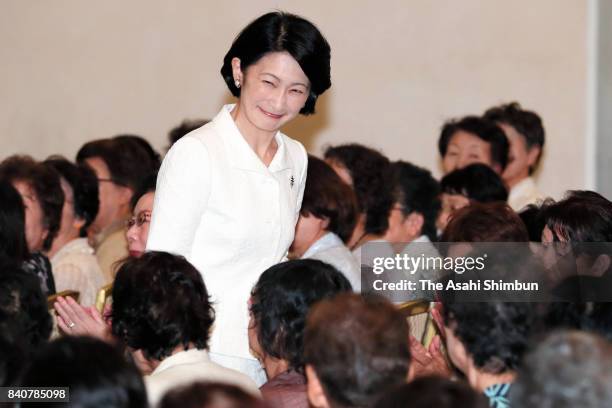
[
  {"xmin": 541, "ymin": 190, "xmax": 612, "ymax": 242},
  {"xmin": 441, "ymin": 202, "xmax": 529, "ymax": 242},
  {"xmin": 484, "ymin": 101, "xmax": 545, "ymax": 173},
  {"xmin": 129, "ymin": 172, "xmax": 158, "ymax": 211},
  {"xmin": 443, "ymin": 302, "xmax": 537, "ymax": 374},
  {"xmin": 300, "ymin": 155, "xmax": 357, "ymax": 243},
  {"xmin": 250, "ymin": 259, "xmax": 352, "ymax": 372},
  {"xmin": 160, "ymin": 382, "xmax": 266, "ymax": 408},
  {"xmin": 0, "ymin": 155, "xmax": 64, "ymax": 251},
  {"xmin": 20, "ymin": 336, "xmax": 147, "ymax": 408},
  {"xmin": 44, "ymin": 156, "xmax": 99, "ymax": 238},
  {"xmin": 374, "ymin": 377, "xmax": 488, "ymax": 408},
  {"xmin": 0, "ymin": 181, "xmax": 28, "ymax": 263},
  {"xmin": 220, "ymin": 11, "xmax": 331, "ymax": 115},
  {"xmin": 438, "ymin": 116, "xmax": 509, "ymax": 171},
  {"xmin": 440, "ymin": 163, "xmax": 508, "ymax": 203},
  {"xmin": 111, "ymin": 251, "xmax": 215, "ymax": 361},
  {"xmin": 389, "ymin": 161, "xmax": 441, "ymax": 242},
  {"xmin": 324, "ymin": 143, "xmax": 393, "ymax": 235}
]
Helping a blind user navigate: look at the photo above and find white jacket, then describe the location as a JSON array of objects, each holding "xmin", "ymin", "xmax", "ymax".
[{"xmin": 147, "ymin": 105, "xmax": 307, "ymax": 359}]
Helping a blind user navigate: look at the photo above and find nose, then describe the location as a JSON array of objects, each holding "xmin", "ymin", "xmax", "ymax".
[
  {"xmin": 126, "ymin": 225, "xmax": 138, "ymax": 243},
  {"xmin": 270, "ymin": 87, "xmax": 287, "ymax": 111},
  {"xmin": 457, "ymin": 153, "xmax": 471, "ymax": 170}
]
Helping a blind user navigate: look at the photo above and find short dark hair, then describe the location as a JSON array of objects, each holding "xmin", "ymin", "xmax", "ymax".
[
  {"xmin": 130, "ymin": 172, "xmax": 158, "ymax": 211},
  {"xmin": 389, "ymin": 161, "xmax": 441, "ymax": 241},
  {"xmin": 511, "ymin": 331, "xmax": 612, "ymax": 408},
  {"xmin": 44, "ymin": 156, "xmax": 100, "ymax": 238},
  {"xmin": 324, "ymin": 144, "xmax": 393, "ymax": 235},
  {"xmin": 442, "ymin": 302, "xmax": 536, "ymax": 373},
  {"xmin": 0, "ymin": 155, "xmax": 64, "ymax": 251},
  {"xmin": 160, "ymin": 382, "xmax": 266, "ymax": 408},
  {"xmin": 518, "ymin": 202, "xmax": 550, "ymax": 242},
  {"xmin": 0, "ymin": 181, "xmax": 28, "ymax": 263},
  {"xmin": 484, "ymin": 102, "xmax": 545, "ymax": 172},
  {"xmin": 304, "ymin": 293, "xmax": 411, "ymax": 407},
  {"xmin": 438, "ymin": 116, "xmax": 509, "ymax": 170},
  {"xmin": 221, "ymin": 11, "xmax": 331, "ymax": 115},
  {"xmin": 440, "ymin": 163, "xmax": 508, "ymax": 203},
  {"xmin": 441, "ymin": 202, "xmax": 529, "ymax": 242},
  {"xmin": 541, "ymin": 190, "xmax": 612, "ymax": 242},
  {"xmin": 373, "ymin": 376, "xmax": 488, "ymax": 408},
  {"xmin": 20, "ymin": 336, "xmax": 148, "ymax": 408},
  {"xmin": 111, "ymin": 251, "xmax": 215, "ymax": 361},
  {"xmin": 250, "ymin": 259, "xmax": 352, "ymax": 373},
  {"xmin": 76, "ymin": 137, "xmax": 158, "ymax": 192},
  {"xmin": 112, "ymin": 134, "xmax": 161, "ymax": 171},
  {"xmin": 168, "ymin": 119, "xmax": 210, "ymax": 148},
  {"xmin": 300, "ymin": 155, "xmax": 358, "ymax": 243},
  {"xmin": 0, "ymin": 265, "xmax": 52, "ymax": 351}
]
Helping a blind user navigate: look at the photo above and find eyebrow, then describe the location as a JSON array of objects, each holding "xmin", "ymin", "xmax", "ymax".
[{"xmin": 260, "ymin": 72, "xmax": 309, "ymax": 88}]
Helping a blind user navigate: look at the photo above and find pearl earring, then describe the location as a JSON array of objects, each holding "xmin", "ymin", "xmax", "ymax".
[{"xmin": 235, "ymin": 79, "xmax": 241, "ymax": 88}]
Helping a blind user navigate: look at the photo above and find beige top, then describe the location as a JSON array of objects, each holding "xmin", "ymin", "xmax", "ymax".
[
  {"xmin": 50, "ymin": 237, "xmax": 106, "ymax": 307},
  {"xmin": 145, "ymin": 348, "xmax": 260, "ymax": 407},
  {"xmin": 508, "ymin": 177, "xmax": 545, "ymax": 211},
  {"xmin": 94, "ymin": 221, "xmax": 128, "ymax": 283}
]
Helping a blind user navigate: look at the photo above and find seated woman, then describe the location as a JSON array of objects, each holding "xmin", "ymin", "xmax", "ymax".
[
  {"xmin": 43, "ymin": 157, "xmax": 105, "ymax": 306},
  {"xmin": 438, "ymin": 115, "xmax": 508, "ymax": 175},
  {"xmin": 57, "ymin": 251, "xmax": 259, "ymax": 406},
  {"xmin": 0, "ymin": 156, "xmax": 64, "ymax": 295},
  {"xmin": 290, "ymin": 156, "xmax": 360, "ymax": 290},
  {"xmin": 19, "ymin": 336, "xmax": 148, "ymax": 408},
  {"xmin": 249, "ymin": 259, "xmax": 352, "ymax": 408},
  {"xmin": 126, "ymin": 173, "xmax": 157, "ymax": 258},
  {"xmin": 437, "ymin": 163, "xmax": 508, "ymax": 233},
  {"xmin": 441, "ymin": 302, "xmax": 537, "ymax": 408},
  {"xmin": 540, "ymin": 190, "xmax": 612, "ymax": 301},
  {"xmin": 324, "ymin": 144, "xmax": 393, "ymax": 251}
]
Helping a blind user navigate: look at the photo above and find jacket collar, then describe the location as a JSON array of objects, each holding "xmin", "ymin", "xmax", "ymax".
[{"xmin": 213, "ymin": 104, "xmax": 291, "ymax": 173}]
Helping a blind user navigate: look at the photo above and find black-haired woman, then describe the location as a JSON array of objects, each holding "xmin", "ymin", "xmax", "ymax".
[{"xmin": 146, "ymin": 12, "xmax": 332, "ymax": 384}]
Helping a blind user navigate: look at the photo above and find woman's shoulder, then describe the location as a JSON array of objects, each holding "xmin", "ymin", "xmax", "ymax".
[
  {"xmin": 279, "ymin": 133, "xmax": 307, "ymax": 172},
  {"xmin": 279, "ymin": 133, "xmax": 306, "ymax": 156}
]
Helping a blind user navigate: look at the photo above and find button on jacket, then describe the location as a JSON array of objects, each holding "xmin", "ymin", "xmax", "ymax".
[{"xmin": 147, "ymin": 104, "xmax": 307, "ymax": 360}]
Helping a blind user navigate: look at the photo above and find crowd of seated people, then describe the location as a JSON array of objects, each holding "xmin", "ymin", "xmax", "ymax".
[{"xmin": 2, "ymin": 97, "xmax": 612, "ymax": 408}]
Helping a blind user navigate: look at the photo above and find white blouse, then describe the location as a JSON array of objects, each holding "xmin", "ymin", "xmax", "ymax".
[
  {"xmin": 302, "ymin": 232, "xmax": 361, "ymax": 291},
  {"xmin": 147, "ymin": 105, "xmax": 307, "ymax": 360},
  {"xmin": 50, "ymin": 238, "xmax": 106, "ymax": 307}
]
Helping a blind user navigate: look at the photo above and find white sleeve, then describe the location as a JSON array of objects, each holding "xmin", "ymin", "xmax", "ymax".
[
  {"xmin": 146, "ymin": 137, "xmax": 211, "ymax": 259},
  {"xmin": 295, "ymin": 143, "xmax": 308, "ymax": 215}
]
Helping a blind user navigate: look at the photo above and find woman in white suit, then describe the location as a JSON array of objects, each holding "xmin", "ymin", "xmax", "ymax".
[{"xmin": 146, "ymin": 12, "xmax": 332, "ymax": 385}]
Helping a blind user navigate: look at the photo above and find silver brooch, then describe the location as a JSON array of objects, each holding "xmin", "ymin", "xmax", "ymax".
[{"xmin": 290, "ymin": 175, "xmax": 295, "ymax": 188}]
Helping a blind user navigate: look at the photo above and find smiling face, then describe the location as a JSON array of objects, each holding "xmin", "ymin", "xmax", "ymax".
[
  {"xmin": 442, "ymin": 131, "xmax": 496, "ymax": 174},
  {"xmin": 231, "ymin": 51, "xmax": 310, "ymax": 136}
]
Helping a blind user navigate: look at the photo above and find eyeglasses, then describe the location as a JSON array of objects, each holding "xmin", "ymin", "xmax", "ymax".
[{"xmin": 126, "ymin": 212, "xmax": 151, "ymax": 228}]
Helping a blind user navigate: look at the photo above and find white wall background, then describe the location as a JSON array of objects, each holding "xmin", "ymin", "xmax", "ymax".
[{"xmin": 0, "ymin": 0, "xmax": 593, "ymax": 200}]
